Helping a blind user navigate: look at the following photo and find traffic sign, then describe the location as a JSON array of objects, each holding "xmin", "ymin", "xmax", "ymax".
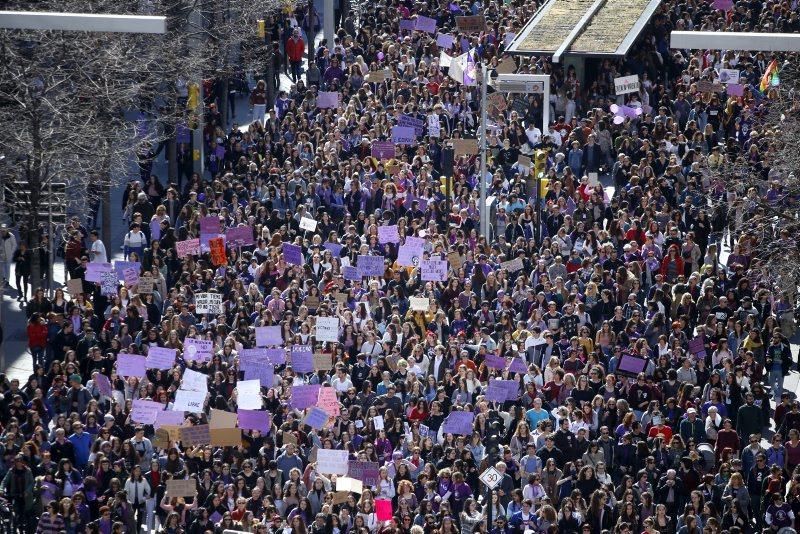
[{"xmin": 479, "ymin": 466, "xmax": 502, "ymax": 489}]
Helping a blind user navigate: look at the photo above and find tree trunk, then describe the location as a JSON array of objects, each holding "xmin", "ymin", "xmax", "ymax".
[{"xmin": 167, "ymin": 135, "xmax": 178, "ymax": 182}]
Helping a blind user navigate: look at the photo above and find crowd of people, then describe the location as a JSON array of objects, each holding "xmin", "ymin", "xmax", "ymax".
[{"xmin": 1, "ymin": 0, "xmax": 800, "ymax": 533}]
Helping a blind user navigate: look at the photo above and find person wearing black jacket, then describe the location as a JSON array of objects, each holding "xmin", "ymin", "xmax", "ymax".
[{"xmin": 553, "ymin": 418, "xmax": 577, "ymax": 465}]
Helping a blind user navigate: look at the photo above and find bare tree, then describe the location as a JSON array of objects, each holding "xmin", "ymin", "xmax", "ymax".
[
  {"xmin": 0, "ymin": 0, "xmax": 290, "ymax": 287},
  {"xmin": 709, "ymin": 59, "xmax": 800, "ymax": 314}
]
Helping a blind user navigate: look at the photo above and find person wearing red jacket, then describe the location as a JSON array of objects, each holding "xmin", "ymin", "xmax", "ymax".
[
  {"xmin": 285, "ymin": 28, "xmax": 305, "ymax": 83},
  {"xmin": 27, "ymin": 312, "xmax": 48, "ymax": 369},
  {"xmin": 660, "ymin": 245, "xmax": 684, "ymax": 283}
]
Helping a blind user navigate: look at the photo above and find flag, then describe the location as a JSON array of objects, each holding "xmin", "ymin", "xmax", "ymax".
[
  {"xmin": 760, "ymin": 59, "xmax": 778, "ymax": 92},
  {"xmin": 464, "ymin": 49, "xmax": 477, "ymax": 87}
]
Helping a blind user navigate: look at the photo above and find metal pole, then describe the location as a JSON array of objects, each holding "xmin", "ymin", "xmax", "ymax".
[
  {"xmin": 191, "ymin": 8, "xmax": 205, "ymax": 176},
  {"xmin": 534, "ymin": 172, "xmax": 541, "ymax": 246},
  {"xmin": 324, "ymin": 0, "xmax": 335, "ymax": 48},
  {"xmin": 48, "ymin": 179, "xmax": 53, "ymax": 296},
  {"xmin": 486, "ymin": 487, "xmax": 492, "ymax": 532},
  {"xmin": 479, "ymin": 62, "xmax": 488, "ymax": 239}
]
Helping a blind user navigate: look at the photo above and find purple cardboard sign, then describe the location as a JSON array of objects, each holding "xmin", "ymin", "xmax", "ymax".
[
  {"xmin": 712, "ymin": 0, "xmax": 733, "ymax": 9},
  {"xmin": 290, "ymin": 345, "xmax": 314, "ymax": 373},
  {"xmin": 442, "ymin": 411, "xmax": 475, "ymax": 435},
  {"xmin": 290, "ymin": 384, "xmax": 321, "ymax": 410},
  {"xmin": 727, "ymin": 83, "xmax": 744, "ymax": 96},
  {"xmin": 348, "ymin": 461, "xmax": 381, "ymax": 486},
  {"xmin": 255, "ymin": 326, "xmax": 283, "ymax": 347},
  {"xmin": 391, "ymin": 126, "xmax": 416, "ymax": 144},
  {"xmin": 155, "ymin": 409, "xmax": 185, "ymax": 429},
  {"xmin": 304, "ymin": 406, "xmax": 330, "ymax": 430},
  {"xmin": 399, "ymin": 19, "xmax": 415, "ymax": 31},
  {"xmin": 244, "ymin": 365, "xmax": 274, "ymax": 388},
  {"xmin": 324, "ymin": 242, "xmax": 343, "ymax": 257},
  {"xmin": 485, "ymin": 381, "xmax": 509, "ymax": 402},
  {"xmin": 378, "ymin": 225, "xmax": 400, "ymax": 244},
  {"xmin": 415, "ymin": 15, "xmax": 437, "ymax": 33},
  {"xmin": 343, "ymin": 265, "xmax": 361, "ymax": 281},
  {"xmin": 200, "ymin": 216, "xmax": 220, "ymax": 235},
  {"xmin": 85, "ymin": 262, "xmax": 113, "ymax": 283},
  {"xmin": 240, "ymin": 348, "xmax": 270, "ymax": 366},
  {"xmin": 131, "ymin": 399, "xmax": 161, "ymax": 424},
  {"xmin": 117, "ymin": 353, "xmax": 147, "ymax": 377},
  {"xmin": 283, "ymin": 243, "xmax": 304, "ymax": 266},
  {"xmin": 371, "ymin": 141, "xmax": 396, "ymax": 160},
  {"xmin": 146, "ymin": 347, "xmax": 176, "ymax": 369},
  {"xmin": 484, "ymin": 354, "xmax": 507, "ymax": 369},
  {"xmin": 508, "ymin": 357, "xmax": 528, "ymax": 374},
  {"xmin": 357, "ymin": 255, "xmax": 385, "ymax": 278},
  {"xmin": 265, "ymin": 348, "xmax": 287, "ymax": 365},
  {"xmin": 94, "ymin": 373, "xmax": 112, "ymax": 397},
  {"xmin": 114, "ymin": 261, "xmax": 141, "ymax": 281},
  {"xmin": 437, "ymin": 33, "xmax": 455, "ymax": 49},
  {"xmin": 238, "ymin": 409, "xmax": 271, "ymax": 433},
  {"xmin": 225, "ymin": 226, "xmax": 254, "ymax": 246},
  {"xmin": 318, "ymin": 91, "xmax": 340, "ymax": 108}
]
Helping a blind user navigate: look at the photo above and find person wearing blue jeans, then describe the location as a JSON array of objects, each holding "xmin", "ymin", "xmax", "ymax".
[{"xmin": 765, "ymin": 333, "xmax": 792, "ymax": 402}]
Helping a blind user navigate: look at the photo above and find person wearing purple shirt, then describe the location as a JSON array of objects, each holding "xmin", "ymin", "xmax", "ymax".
[
  {"xmin": 450, "ymin": 472, "xmax": 472, "ymax": 515},
  {"xmin": 323, "ymin": 58, "xmax": 345, "ymax": 87}
]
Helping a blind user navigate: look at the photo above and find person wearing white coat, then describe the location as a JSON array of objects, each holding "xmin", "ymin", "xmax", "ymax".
[
  {"xmin": 124, "ymin": 466, "xmax": 151, "ymax": 532},
  {"xmin": 0, "ymin": 224, "xmax": 18, "ymax": 287}
]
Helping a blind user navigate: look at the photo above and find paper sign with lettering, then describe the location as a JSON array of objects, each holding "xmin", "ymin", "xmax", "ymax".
[
  {"xmin": 442, "ymin": 411, "xmax": 475, "ymax": 435},
  {"xmin": 176, "ymin": 238, "xmax": 200, "ymax": 258},
  {"xmin": 336, "ymin": 477, "xmax": 363, "ymax": 493},
  {"xmin": 410, "ymin": 297, "xmax": 430, "ymax": 311},
  {"xmin": 283, "ymin": 243, "xmax": 304, "ymax": 265},
  {"xmin": 179, "ymin": 424, "xmax": 210, "ymax": 446},
  {"xmin": 317, "ymin": 449, "xmax": 349, "ymax": 475},
  {"xmin": 455, "ymin": 15, "xmax": 486, "ymax": 32},
  {"xmin": 239, "ymin": 348, "xmax": 269, "ymax": 366},
  {"xmin": 166, "ymin": 478, "xmax": 197, "ymax": 497},
  {"xmin": 317, "ymin": 387, "xmax": 340, "ymax": 416},
  {"xmin": 194, "ymin": 293, "xmax": 222, "ymax": 315},
  {"xmin": 315, "ymin": 316, "xmax": 340, "ymax": 343},
  {"xmin": 399, "ymin": 18, "xmax": 414, "ymax": 31},
  {"xmin": 256, "ymin": 326, "xmax": 283, "ymax": 347},
  {"xmin": 364, "ymin": 70, "xmax": 388, "ymax": 83},
  {"xmin": 123, "ymin": 267, "xmax": 139, "ymax": 288},
  {"xmin": 343, "ymin": 265, "xmax": 360, "ymax": 281},
  {"xmin": 181, "ymin": 368, "xmax": 208, "ymax": 392},
  {"xmin": 427, "ymin": 114, "xmax": 441, "ymax": 137},
  {"xmin": 155, "ymin": 409, "xmax": 185, "ymax": 429},
  {"xmin": 265, "ymin": 348, "xmax": 286, "ymax": 365},
  {"xmin": 173, "ymin": 389, "xmax": 207, "ymax": 412},
  {"xmin": 348, "ymin": 461, "xmax": 380, "ymax": 486},
  {"xmin": 85, "ymin": 262, "xmax": 113, "ymax": 282},
  {"xmin": 397, "ymin": 244, "xmax": 423, "ymax": 267},
  {"xmin": 398, "ymin": 114, "xmax": 425, "ymax": 135},
  {"xmin": 131, "ymin": 399, "xmax": 161, "ymax": 424},
  {"xmin": 183, "ymin": 338, "xmax": 213, "ymax": 362},
  {"xmin": 238, "ymin": 410, "xmax": 271, "ymax": 433},
  {"xmin": 371, "ymin": 141, "xmax": 396, "ymax": 160},
  {"xmin": 117, "ymin": 353, "xmax": 146, "ymax": 377},
  {"xmin": 317, "ymin": 91, "xmax": 340, "ymax": 108},
  {"xmin": 291, "ymin": 384, "xmax": 321, "ymax": 410},
  {"xmin": 614, "ymin": 75, "xmax": 640, "ymax": 95},
  {"xmin": 94, "ymin": 373, "xmax": 112, "ymax": 397},
  {"xmin": 304, "ymin": 406, "xmax": 330, "ymax": 430},
  {"xmin": 358, "ymin": 255, "xmax": 385, "ymax": 277},
  {"xmin": 697, "ymin": 80, "xmax": 725, "ymax": 93},
  {"xmin": 100, "ymin": 270, "xmax": 118, "ymax": 297},
  {"xmin": 146, "ymin": 346, "xmax": 176, "ymax": 369},
  {"xmin": 137, "ymin": 274, "xmax": 153, "ymax": 294},
  {"xmin": 299, "ymin": 217, "xmax": 317, "ymax": 232},
  {"xmin": 225, "ymin": 226, "xmax": 254, "ymax": 246},
  {"xmin": 500, "ymin": 257, "xmax": 524, "ymax": 273},
  {"xmin": 391, "ymin": 126, "xmax": 416, "ymax": 144},
  {"xmin": 486, "ymin": 379, "xmax": 519, "ymax": 402},
  {"xmin": 436, "ymin": 33, "xmax": 454, "ymax": 49},
  {"xmin": 290, "ymin": 344, "xmax": 314, "ymax": 373},
  {"xmin": 718, "ymin": 68, "xmax": 740, "ymax": 84},
  {"xmin": 378, "ymin": 225, "xmax": 400, "ymax": 244},
  {"xmin": 420, "ymin": 259, "xmax": 448, "ymax": 281},
  {"xmin": 237, "ymin": 380, "xmax": 262, "ymax": 410},
  {"xmin": 209, "ymin": 237, "xmax": 227, "ymax": 266},
  {"xmin": 414, "ymin": 15, "xmax": 437, "ymax": 33}
]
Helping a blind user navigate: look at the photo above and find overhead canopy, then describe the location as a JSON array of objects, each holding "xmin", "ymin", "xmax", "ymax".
[{"xmin": 506, "ymin": 0, "xmax": 661, "ymax": 58}]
